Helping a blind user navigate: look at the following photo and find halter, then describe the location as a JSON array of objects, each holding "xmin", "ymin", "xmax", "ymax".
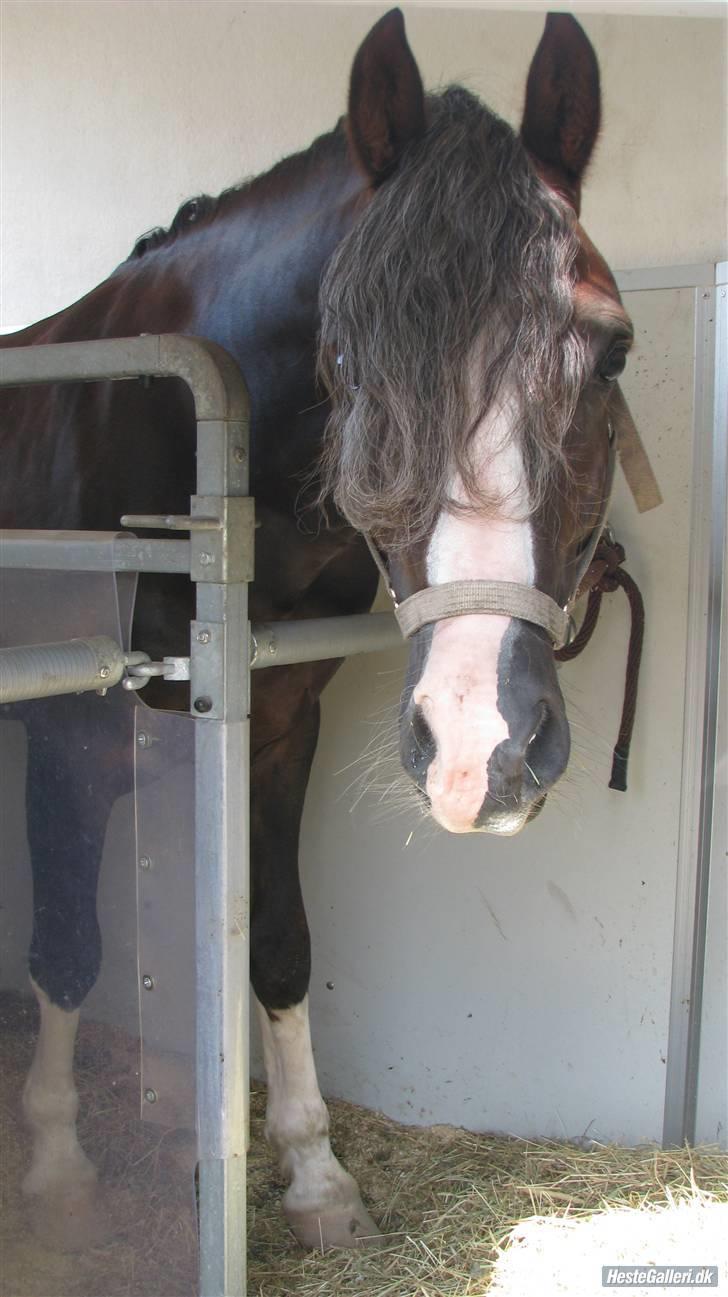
[
  {"xmin": 363, "ymin": 534, "xmax": 572, "ymax": 646},
  {"xmin": 363, "ymin": 388, "xmax": 661, "ymax": 650}
]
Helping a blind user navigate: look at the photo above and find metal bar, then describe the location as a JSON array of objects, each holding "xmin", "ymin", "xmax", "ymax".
[
  {"xmin": 0, "ymin": 635, "xmax": 125, "ymax": 702},
  {"xmin": 662, "ymin": 284, "xmax": 722, "ymax": 1146},
  {"xmin": 251, "ymin": 611, "xmax": 401, "ymax": 669},
  {"xmin": 195, "ymin": 717, "xmax": 249, "ymax": 1297},
  {"xmin": 683, "ymin": 278, "xmax": 727, "ymax": 1141},
  {"xmin": 0, "ymin": 532, "xmax": 190, "ymax": 574},
  {"xmin": 703, "ymin": 285, "xmax": 728, "ymax": 1143},
  {"xmin": 0, "ymin": 334, "xmax": 249, "ymax": 424},
  {"xmin": 189, "ymin": 351, "xmax": 251, "ymax": 1297}
]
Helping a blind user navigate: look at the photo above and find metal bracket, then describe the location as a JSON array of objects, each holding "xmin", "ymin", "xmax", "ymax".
[
  {"xmin": 123, "ymin": 654, "xmax": 191, "ymax": 691},
  {"xmin": 190, "ymin": 496, "xmax": 255, "ymax": 584}
]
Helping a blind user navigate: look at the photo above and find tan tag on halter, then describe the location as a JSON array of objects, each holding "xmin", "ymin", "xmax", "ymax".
[{"xmin": 611, "ymin": 385, "xmax": 663, "ymax": 513}]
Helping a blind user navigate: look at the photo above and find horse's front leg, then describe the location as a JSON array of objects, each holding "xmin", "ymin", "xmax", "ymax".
[
  {"xmin": 251, "ymin": 696, "xmax": 381, "ymax": 1251},
  {"xmin": 20, "ymin": 700, "xmax": 131, "ymax": 1249},
  {"xmin": 22, "ymin": 982, "xmax": 100, "ymax": 1247}
]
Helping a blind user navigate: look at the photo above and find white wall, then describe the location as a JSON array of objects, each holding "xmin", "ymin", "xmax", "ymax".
[
  {"xmin": 2, "ymin": 3, "xmax": 726, "ymax": 1142},
  {"xmin": 1, "ymin": 1, "xmax": 725, "ymax": 330}
]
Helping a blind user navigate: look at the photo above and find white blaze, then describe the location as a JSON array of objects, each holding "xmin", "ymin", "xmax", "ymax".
[{"xmin": 414, "ymin": 407, "xmax": 534, "ymax": 832}]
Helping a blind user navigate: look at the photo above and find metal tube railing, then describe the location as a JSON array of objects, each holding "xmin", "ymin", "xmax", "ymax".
[
  {"xmin": 0, "ymin": 334, "xmax": 405, "ymax": 1297},
  {"xmin": 250, "ymin": 612, "xmax": 400, "ymax": 668},
  {"xmin": 0, "ymin": 532, "xmax": 191, "ymax": 574},
  {"xmin": 1, "ymin": 335, "xmax": 252, "ymax": 1297},
  {"xmin": 0, "ymin": 614, "xmax": 403, "ymax": 703}
]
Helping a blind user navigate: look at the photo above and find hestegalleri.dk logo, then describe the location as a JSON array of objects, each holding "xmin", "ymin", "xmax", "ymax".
[{"xmin": 602, "ymin": 1267, "xmax": 719, "ymax": 1288}]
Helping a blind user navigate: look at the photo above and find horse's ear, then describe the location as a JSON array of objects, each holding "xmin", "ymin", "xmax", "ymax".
[
  {"xmin": 347, "ymin": 8, "xmax": 426, "ymax": 184},
  {"xmin": 520, "ymin": 13, "xmax": 601, "ymax": 209}
]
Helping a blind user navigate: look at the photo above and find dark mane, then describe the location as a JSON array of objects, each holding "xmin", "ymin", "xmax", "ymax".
[
  {"xmin": 318, "ymin": 87, "xmax": 586, "ymax": 547},
  {"xmin": 129, "ymin": 121, "xmax": 348, "ymax": 260}
]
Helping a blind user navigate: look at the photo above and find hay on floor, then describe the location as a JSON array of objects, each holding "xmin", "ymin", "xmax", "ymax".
[
  {"xmin": 1, "ymin": 989, "xmax": 726, "ymax": 1297},
  {"xmin": 248, "ymin": 1091, "xmax": 728, "ymax": 1297}
]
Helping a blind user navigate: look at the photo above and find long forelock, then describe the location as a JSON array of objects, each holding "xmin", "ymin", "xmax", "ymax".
[{"xmin": 317, "ymin": 86, "xmax": 586, "ymax": 548}]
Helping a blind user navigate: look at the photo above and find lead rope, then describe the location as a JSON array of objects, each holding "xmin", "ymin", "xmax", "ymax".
[{"xmin": 555, "ymin": 536, "xmax": 645, "ymax": 792}]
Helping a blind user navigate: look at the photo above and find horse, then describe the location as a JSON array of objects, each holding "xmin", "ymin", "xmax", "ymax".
[{"xmin": 1, "ymin": 8, "xmax": 637, "ymax": 1253}]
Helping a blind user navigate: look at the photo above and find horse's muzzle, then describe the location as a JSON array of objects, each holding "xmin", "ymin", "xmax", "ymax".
[{"xmin": 398, "ymin": 621, "xmax": 570, "ymax": 835}]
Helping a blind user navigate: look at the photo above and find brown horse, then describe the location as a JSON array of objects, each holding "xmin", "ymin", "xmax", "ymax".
[{"xmin": 1, "ymin": 10, "xmax": 634, "ymax": 1251}]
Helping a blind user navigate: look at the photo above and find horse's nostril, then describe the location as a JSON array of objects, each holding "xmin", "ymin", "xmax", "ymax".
[
  {"xmin": 411, "ymin": 706, "xmax": 436, "ymax": 763},
  {"xmin": 405, "ymin": 705, "xmax": 436, "ymax": 781}
]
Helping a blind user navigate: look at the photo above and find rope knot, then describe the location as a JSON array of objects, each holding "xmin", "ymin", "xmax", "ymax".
[{"xmin": 582, "ymin": 538, "xmax": 626, "ymax": 597}]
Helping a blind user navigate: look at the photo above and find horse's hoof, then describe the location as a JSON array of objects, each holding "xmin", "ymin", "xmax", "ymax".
[
  {"xmin": 25, "ymin": 1185, "xmax": 112, "ymax": 1252},
  {"xmin": 285, "ymin": 1197, "xmax": 383, "ymax": 1251}
]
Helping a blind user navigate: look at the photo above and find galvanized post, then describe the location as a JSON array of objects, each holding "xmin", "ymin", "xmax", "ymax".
[
  {"xmin": 662, "ymin": 275, "xmax": 727, "ymax": 1147},
  {"xmin": 189, "ymin": 383, "xmax": 252, "ymax": 1297}
]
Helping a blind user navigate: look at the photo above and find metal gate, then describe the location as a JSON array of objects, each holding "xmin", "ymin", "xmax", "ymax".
[{"xmin": 0, "ymin": 334, "xmax": 399, "ymax": 1297}]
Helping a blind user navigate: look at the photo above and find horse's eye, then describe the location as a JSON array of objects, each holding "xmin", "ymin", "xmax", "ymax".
[{"xmin": 599, "ymin": 345, "xmax": 628, "ymax": 383}]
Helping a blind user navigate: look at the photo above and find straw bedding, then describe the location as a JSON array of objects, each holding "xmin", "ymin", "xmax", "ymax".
[{"xmin": 1, "ymin": 991, "xmax": 726, "ymax": 1297}]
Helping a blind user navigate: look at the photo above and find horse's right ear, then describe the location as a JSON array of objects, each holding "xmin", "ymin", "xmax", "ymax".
[
  {"xmin": 347, "ymin": 8, "xmax": 426, "ymax": 184},
  {"xmin": 520, "ymin": 13, "xmax": 601, "ymax": 211}
]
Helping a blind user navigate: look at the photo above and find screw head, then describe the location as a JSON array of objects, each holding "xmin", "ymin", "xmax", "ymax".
[
  {"xmin": 194, "ymin": 695, "xmax": 213, "ymax": 713},
  {"xmin": 233, "ymin": 446, "xmax": 246, "ymax": 463},
  {"xmin": 139, "ymin": 855, "xmax": 152, "ymax": 871},
  {"xmin": 98, "ymin": 665, "xmax": 111, "ymax": 679},
  {"xmin": 142, "ymin": 974, "xmax": 154, "ymax": 991},
  {"xmin": 144, "ymin": 1088, "xmax": 157, "ymax": 1104},
  {"xmin": 137, "ymin": 731, "xmax": 150, "ymax": 748},
  {"xmin": 198, "ymin": 551, "xmax": 213, "ymax": 566},
  {"xmin": 196, "ymin": 629, "xmax": 211, "ymax": 644},
  {"xmin": 326, "ymin": 981, "xmax": 335, "ymax": 991}
]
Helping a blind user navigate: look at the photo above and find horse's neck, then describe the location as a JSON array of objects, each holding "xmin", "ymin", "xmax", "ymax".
[{"xmin": 3, "ymin": 136, "xmax": 366, "ymax": 583}]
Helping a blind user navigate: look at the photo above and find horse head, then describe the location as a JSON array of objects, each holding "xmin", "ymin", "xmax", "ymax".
[{"xmin": 319, "ymin": 10, "xmax": 633, "ymax": 835}]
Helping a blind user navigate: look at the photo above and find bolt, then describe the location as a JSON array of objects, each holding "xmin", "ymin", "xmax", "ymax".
[
  {"xmin": 98, "ymin": 665, "xmax": 111, "ymax": 680},
  {"xmin": 144, "ymin": 1088, "xmax": 157, "ymax": 1104},
  {"xmin": 233, "ymin": 446, "xmax": 246, "ymax": 463},
  {"xmin": 196, "ymin": 629, "xmax": 211, "ymax": 644},
  {"xmin": 194, "ymin": 695, "xmax": 213, "ymax": 713},
  {"xmin": 268, "ymin": 638, "xmax": 277, "ymax": 657},
  {"xmin": 326, "ymin": 981, "xmax": 335, "ymax": 991},
  {"xmin": 139, "ymin": 855, "xmax": 152, "ymax": 870},
  {"xmin": 198, "ymin": 551, "xmax": 213, "ymax": 566},
  {"xmin": 142, "ymin": 974, "xmax": 154, "ymax": 990},
  {"xmin": 137, "ymin": 731, "xmax": 150, "ymax": 748}
]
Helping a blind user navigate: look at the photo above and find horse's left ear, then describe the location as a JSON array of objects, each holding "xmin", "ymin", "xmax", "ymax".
[
  {"xmin": 520, "ymin": 13, "xmax": 601, "ymax": 210},
  {"xmin": 348, "ymin": 8, "xmax": 426, "ymax": 184}
]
